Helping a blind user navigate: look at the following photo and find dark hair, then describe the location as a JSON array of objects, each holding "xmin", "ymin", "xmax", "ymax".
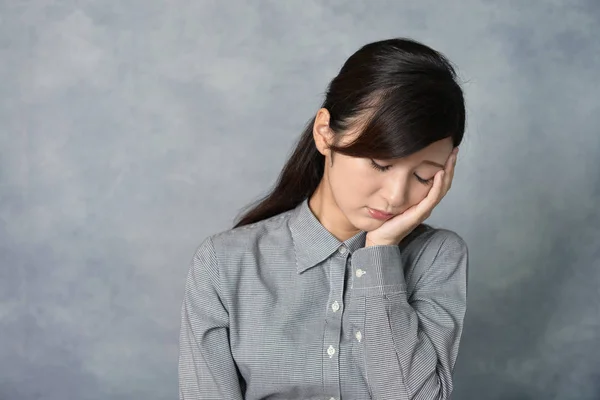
[{"xmin": 233, "ymin": 37, "xmax": 465, "ymax": 228}]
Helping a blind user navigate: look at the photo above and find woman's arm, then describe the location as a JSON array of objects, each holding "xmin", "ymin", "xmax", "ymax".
[
  {"xmin": 178, "ymin": 237, "xmax": 244, "ymax": 400},
  {"xmin": 351, "ymin": 230, "xmax": 468, "ymax": 400}
]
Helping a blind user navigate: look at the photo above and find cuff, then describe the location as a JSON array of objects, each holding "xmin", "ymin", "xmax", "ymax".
[{"xmin": 351, "ymin": 245, "xmax": 407, "ymax": 296}]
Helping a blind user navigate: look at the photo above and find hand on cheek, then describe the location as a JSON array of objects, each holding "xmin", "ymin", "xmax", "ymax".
[{"xmin": 365, "ymin": 147, "xmax": 459, "ymax": 246}]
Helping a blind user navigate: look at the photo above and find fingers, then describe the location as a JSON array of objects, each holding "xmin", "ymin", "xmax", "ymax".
[
  {"xmin": 443, "ymin": 147, "xmax": 458, "ymax": 194},
  {"xmin": 414, "ymin": 169, "xmax": 445, "ymax": 218},
  {"xmin": 412, "ymin": 147, "xmax": 459, "ymax": 223},
  {"xmin": 431, "ymin": 169, "xmax": 447, "ymax": 206}
]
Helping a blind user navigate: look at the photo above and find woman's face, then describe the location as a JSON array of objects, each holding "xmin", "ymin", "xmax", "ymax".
[{"xmin": 312, "ymin": 109, "xmax": 454, "ymax": 237}]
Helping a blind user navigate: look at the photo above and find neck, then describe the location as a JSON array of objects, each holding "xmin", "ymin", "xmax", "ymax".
[{"xmin": 308, "ymin": 179, "xmax": 361, "ymax": 242}]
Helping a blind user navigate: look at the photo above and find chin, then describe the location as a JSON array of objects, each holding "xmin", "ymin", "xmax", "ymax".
[{"xmin": 350, "ymin": 215, "xmax": 383, "ymax": 233}]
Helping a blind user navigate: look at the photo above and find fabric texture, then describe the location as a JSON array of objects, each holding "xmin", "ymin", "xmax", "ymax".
[{"xmin": 178, "ymin": 197, "xmax": 469, "ymax": 400}]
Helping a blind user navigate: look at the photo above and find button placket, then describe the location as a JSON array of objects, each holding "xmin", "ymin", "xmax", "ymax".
[
  {"xmin": 331, "ymin": 300, "xmax": 340, "ymax": 312},
  {"xmin": 322, "ymin": 255, "xmax": 344, "ymax": 399},
  {"xmin": 327, "ymin": 345, "xmax": 336, "ymax": 358}
]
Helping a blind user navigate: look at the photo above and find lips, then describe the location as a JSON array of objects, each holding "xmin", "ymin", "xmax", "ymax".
[{"xmin": 367, "ymin": 207, "xmax": 395, "ymax": 221}]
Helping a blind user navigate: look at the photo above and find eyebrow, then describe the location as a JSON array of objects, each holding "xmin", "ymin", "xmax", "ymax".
[
  {"xmin": 422, "ymin": 160, "xmax": 445, "ymax": 169},
  {"xmin": 377, "ymin": 158, "xmax": 445, "ymax": 169}
]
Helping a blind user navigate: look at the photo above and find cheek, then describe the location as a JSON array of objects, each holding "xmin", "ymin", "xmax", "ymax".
[
  {"xmin": 329, "ymin": 162, "xmax": 373, "ymax": 198},
  {"xmin": 332, "ymin": 173, "xmax": 370, "ymax": 200},
  {"xmin": 407, "ymin": 184, "xmax": 431, "ymax": 205}
]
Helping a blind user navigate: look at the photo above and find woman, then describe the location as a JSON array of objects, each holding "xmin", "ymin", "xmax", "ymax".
[{"xmin": 179, "ymin": 37, "xmax": 468, "ymax": 400}]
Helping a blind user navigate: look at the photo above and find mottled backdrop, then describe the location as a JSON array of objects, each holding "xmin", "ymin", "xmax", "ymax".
[{"xmin": 1, "ymin": 1, "xmax": 599, "ymax": 399}]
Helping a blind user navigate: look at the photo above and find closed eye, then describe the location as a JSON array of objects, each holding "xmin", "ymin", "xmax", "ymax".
[
  {"xmin": 369, "ymin": 160, "xmax": 391, "ymax": 172},
  {"xmin": 371, "ymin": 159, "xmax": 434, "ymax": 185},
  {"xmin": 414, "ymin": 174, "xmax": 433, "ymax": 185}
]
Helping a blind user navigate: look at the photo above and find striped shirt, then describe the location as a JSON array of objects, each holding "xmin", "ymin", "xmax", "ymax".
[{"xmin": 178, "ymin": 197, "xmax": 469, "ymax": 400}]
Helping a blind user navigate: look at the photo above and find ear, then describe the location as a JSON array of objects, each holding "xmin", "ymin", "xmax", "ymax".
[{"xmin": 312, "ymin": 108, "xmax": 334, "ymax": 156}]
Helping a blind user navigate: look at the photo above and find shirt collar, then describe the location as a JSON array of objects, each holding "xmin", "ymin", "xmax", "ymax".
[{"xmin": 288, "ymin": 197, "xmax": 367, "ymax": 274}]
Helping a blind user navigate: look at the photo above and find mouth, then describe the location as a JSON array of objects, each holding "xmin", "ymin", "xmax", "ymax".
[{"xmin": 367, "ymin": 207, "xmax": 395, "ymax": 221}]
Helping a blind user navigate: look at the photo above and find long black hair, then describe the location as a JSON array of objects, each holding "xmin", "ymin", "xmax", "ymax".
[{"xmin": 233, "ymin": 37, "xmax": 465, "ymax": 228}]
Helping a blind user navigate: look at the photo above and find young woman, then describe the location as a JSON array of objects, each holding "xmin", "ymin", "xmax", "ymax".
[{"xmin": 179, "ymin": 37, "xmax": 468, "ymax": 400}]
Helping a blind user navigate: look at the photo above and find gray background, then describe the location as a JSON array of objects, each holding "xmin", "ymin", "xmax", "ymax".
[{"xmin": 1, "ymin": 1, "xmax": 599, "ymax": 399}]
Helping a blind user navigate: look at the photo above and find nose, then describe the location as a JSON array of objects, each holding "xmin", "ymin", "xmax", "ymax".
[{"xmin": 383, "ymin": 175, "xmax": 409, "ymax": 211}]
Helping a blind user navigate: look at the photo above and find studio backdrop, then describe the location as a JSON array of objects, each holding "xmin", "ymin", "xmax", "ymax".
[{"xmin": 1, "ymin": 1, "xmax": 599, "ymax": 399}]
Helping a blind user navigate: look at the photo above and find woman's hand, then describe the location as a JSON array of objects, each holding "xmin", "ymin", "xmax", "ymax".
[{"xmin": 365, "ymin": 147, "xmax": 459, "ymax": 247}]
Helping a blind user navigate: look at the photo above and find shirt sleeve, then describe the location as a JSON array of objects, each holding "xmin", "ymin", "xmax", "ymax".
[
  {"xmin": 178, "ymin": 237, "xmax": 244, "ymax": 400},
  {"xmin": 351, "ymin": 230, "xmax": 468, "ymax": 400}
]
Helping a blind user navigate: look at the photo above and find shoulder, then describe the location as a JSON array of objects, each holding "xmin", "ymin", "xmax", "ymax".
[
  {"xmin": 195, "ymin": 208, "xmax": 295, "ymax": 262},
  {"xmin": 401, "ymin": 225, "xmax": 469, "ymax": 294},
  {"xmin": 401, "ymin": 223, "xmax": 468, "ymax": 262}
]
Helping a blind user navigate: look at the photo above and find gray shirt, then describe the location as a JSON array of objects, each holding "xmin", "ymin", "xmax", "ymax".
[{"xmin": 178, "ymin": 197, "xmax": 468, "ymax": 400}]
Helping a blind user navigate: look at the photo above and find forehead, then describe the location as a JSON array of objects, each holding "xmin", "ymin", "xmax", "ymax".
[
  {"xmin": 338, "ymin": 129, "xmax": 453, "ymax": 163},
  {"xmin": 407, "ymin": 138, "xmax": 453, "ymax": 162}
]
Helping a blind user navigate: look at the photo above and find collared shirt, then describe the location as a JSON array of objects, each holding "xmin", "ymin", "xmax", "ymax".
[{"xmin": 178, "ymin": 197, "xmax": 468, "ymax": 400}]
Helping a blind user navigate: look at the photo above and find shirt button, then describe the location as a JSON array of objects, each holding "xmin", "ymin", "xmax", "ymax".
[
  {"xmin": 330, "ymin": 397, "xmax": 337, "ymax": 400},
  {"xmin": 355, "ymin": 268, "xmax": 366, "ymax": 277},
  {"xmin": 355, "ymin": 330, "xmax": 362, "ymax": 342},
  {"xmin": 327, "ymin": 345, "xmax": 336, "ymax": 357},
  {"xmin": 331, "ymin": 300, "xmax": 340, "ymax": 312},
  {"xmin": 339, "ymin": 246, "xmax": 347, "ymax": 254}
]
